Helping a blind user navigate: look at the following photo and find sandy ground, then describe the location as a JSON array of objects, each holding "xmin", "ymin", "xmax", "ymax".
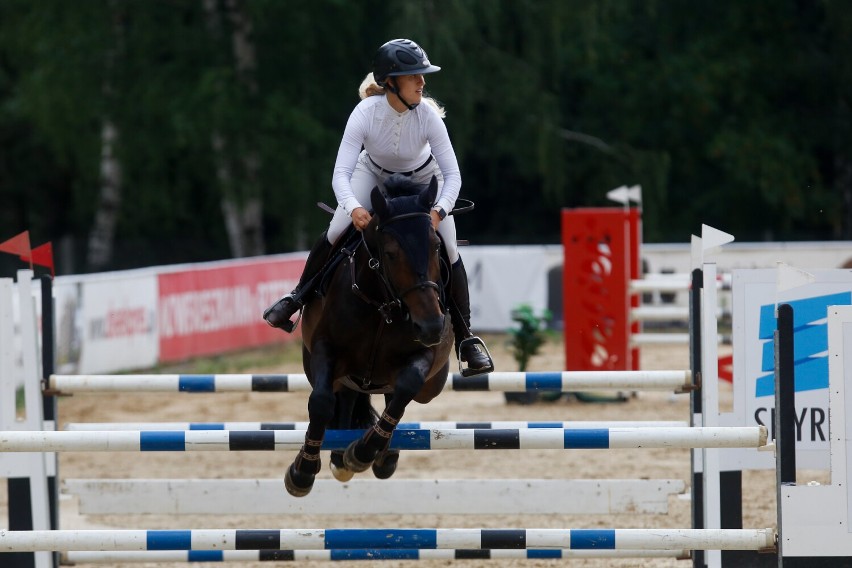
[{"xmin": 3, "ymin": 336, "xmax": 787, "ymax": 568}]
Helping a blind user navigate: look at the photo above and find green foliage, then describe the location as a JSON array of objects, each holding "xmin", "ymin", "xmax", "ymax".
[
  {"xmin": 507, "ymin": 304, "xmax": 553, "ymax": 372},
  {"xmin": 0, "ymin": 0, "xmax": 851, "ymax": 273}
]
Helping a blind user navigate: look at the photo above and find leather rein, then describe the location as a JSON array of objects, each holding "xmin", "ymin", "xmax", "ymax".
[
  {"xmin": 343, "ymin": 211, "xmax": 444, "ymax": 324},
  {"xmin": 335, "ymin": 211, "xmax": 446, "ymax": 391}
]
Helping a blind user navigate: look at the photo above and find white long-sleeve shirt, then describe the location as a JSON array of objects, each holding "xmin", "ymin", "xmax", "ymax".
[{"xmin": 331, "ymin": 94, "xmax": 462, "ymax": 216}]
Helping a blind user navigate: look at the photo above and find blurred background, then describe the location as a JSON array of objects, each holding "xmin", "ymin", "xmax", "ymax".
[{"xmin": 1, "ymin": 0, "xmax": 850, "ymax": 276}]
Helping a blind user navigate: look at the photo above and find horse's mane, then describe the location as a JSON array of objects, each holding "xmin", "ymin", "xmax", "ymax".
[{"xmin": 383, "ymin": 173, "xmax": 427, "ymax": 199}]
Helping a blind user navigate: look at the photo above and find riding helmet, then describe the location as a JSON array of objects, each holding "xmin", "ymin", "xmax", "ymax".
[{"xmin": 373, "ymin": 39, "xmax": 441, "ymax": 85}]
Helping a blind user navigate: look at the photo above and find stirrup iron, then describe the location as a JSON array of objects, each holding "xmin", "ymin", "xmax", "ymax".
[{"xmin": 457, "ymin": 336, "xmax": 494, "ymax": 377}]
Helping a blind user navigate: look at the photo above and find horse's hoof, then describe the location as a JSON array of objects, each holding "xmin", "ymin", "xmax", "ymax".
[
  {"xmin": 284, "ymin": 463, "xmax": 314, "ymax": 497},
  {"xmin": 330, "ymin": 451, "xmax": 354, "ymax": 482},
  {"xmin": 343, "ymin": 442, "xmax": 373, "ymax": 473},
  {"xmin": 372, "ymin": 450, "xmax": 399, "ymax": 479}
]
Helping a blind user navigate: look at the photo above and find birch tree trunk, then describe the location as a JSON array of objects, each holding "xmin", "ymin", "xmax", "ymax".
[{"xmin": 86, "ymin": 3, "xmax": 124, "ymax": 271}]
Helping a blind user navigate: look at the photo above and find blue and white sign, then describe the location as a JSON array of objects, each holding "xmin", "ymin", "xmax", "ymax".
[{"xmin": 725, "ymin": 268, "xmax": 852, "ymax": 470}]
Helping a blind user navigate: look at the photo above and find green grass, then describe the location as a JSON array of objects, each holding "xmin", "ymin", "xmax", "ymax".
[{"xmin": 148, "ymin": 341, "xmax": 305, "ymax": 374}]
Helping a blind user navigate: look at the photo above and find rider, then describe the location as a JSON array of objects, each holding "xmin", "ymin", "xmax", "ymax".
[{"xmin": 263, "ymin": 38, "xmax": 493, "ymax": 375}]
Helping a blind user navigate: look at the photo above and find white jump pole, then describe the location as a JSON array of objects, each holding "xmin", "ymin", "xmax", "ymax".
[
  {"xmin": 0, "ymin": 426, "xmax": 769, "ymax": 452},
  {"xmin": 62, "ymin": 548, "xmax": 690, "ymax": 563},
  {"xmin": 47, "ymin": 369, "xmax": 694, "ymax": 393},
  {"xmin": 0, "ymin": 528, "xmax": 777, "ymax": 552},
  {"xmin": 63, "ymin": 419, "xmax": 689, "ymax": 431}
]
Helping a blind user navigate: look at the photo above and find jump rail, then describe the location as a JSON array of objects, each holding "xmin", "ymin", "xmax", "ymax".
[
  {"xmin": 46, "ymin": 369, "xmax": 694, "ymax": 394},
  {"xmin": 0, "ymin": 426, "xmax": 768, "ymax": 452},
  {"xmin": 62, "ymin": 548, "xmax": 690, "ymax": 563},
  {"xmin": 63, "ymin": 420, "xmax": 689, "ymax": 431},
  {"xmin": 0, "ymin": 528, "xmax": 777, "ymax": 552}
]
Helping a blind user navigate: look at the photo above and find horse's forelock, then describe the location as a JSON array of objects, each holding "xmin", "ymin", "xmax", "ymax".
[
  {"xmin": 374, "ymin": 179, "xmax": 433, "ymax": 275},
  {"xmin": 383, "ymin": 174, "xmax": 425, "ymax": 199}
]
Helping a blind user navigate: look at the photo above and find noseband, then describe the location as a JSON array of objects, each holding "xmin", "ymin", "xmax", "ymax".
[{"xmin": 347, "ymin": 211, "xmax": 443, "ymax": 323}]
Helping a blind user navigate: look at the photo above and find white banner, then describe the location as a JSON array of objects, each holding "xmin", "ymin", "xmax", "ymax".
[
  {"xmin": 724, "ymin": 268, "xmax": 852, "ymax": 470},
  {"xmin": 462, "ymin": 245, "xmax": 562, "ymax": 332},
  {"xmin": 69, "ymin": 275, "xmax": 159, "ymax": 374}
]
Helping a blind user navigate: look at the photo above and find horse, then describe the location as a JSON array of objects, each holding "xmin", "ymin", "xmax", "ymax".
[{"xmin": 284, "ymin": 174, "xmax": 454, "ymax": 497}]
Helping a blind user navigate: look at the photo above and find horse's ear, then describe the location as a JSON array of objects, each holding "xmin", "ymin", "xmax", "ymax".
[
  {"xmin": 420, "ymin": 175, "xmax": 439, "ymax": 209},
  {"xmin": 371, "ymin": 186, "xmax": 389, "ymax": 219}
]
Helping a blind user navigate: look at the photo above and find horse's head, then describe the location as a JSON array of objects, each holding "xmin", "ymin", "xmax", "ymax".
[{"xmin": 367, "ymin": 175, "xmax": 446, "ymax": 346}]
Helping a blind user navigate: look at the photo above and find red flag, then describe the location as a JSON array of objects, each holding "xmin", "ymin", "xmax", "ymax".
[
  {"xmin": 0, "ymin": 231, "xmax": 31, "ymax": 262},
  {"xmin": 21, "ymin": 242, "xmax": 54, "ymax": 277}
]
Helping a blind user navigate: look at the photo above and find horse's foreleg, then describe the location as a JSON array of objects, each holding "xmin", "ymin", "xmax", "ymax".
[
  {"xmin": 285, "ymin": 347, "xmax": 335, "ymax": 497},
  {"xmin": 343, "ymin": 363, "xmax": 428, "ymax": 474},
  {"xmin": 370, "ymin": 393, "xmax": 400, "ymax": 479}
]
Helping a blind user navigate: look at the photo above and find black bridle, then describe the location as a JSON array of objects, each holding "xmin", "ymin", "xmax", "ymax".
[{"xmin": 346, "ymin": 211, "xmax": 444, "ymax": 324}]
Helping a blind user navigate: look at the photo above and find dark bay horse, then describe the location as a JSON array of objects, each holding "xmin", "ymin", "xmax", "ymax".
[{"xmin": 285, "ymin": 175, "xmax": 454, "ymax": 497}]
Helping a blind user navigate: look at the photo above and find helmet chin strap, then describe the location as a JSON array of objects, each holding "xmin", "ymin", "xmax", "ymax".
[{"xmin": 385, "ymin": 80, "xmax": 419, "ymax": 110}]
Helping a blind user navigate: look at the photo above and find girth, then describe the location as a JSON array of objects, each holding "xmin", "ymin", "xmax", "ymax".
[{"xmin": 338, "ymin": 375, "xmax": 394, "ymax": 394}]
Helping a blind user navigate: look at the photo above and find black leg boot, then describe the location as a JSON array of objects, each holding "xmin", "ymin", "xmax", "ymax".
[
  {"xmin": 263, "ymin": 233, "xmax": 333, "ymax": 332},
  {"xmin": 449, "ymin": 257, "xmax": 494, "ymax": 376}
]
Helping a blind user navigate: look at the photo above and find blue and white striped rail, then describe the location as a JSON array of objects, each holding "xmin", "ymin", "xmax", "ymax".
[
  {"xmin": 64, "ymin": 420, "xmax": 688, "ymax": 431},
  {"xmin": 0, "ymin": 528, "xmax": 776, "ymax": 552},
  {"xmin": 0, "ymin": 426, "xmax": 768, "ymax": 452},
  {"xmin": 62, "ymin": 548, "xmax": 689, "ymax": 563},
  {"xmin": 47, "ymin": 369, "xmax": 693, "ymax": 393}
]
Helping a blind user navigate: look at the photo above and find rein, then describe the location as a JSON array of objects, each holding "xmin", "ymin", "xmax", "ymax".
[
  {"xmin": 347, "ymin": 211, "xmax": 442, "ymax": 324},
  {"xmin": 340, "ymin": 210, "xmax": 443, "ymax": 388}
]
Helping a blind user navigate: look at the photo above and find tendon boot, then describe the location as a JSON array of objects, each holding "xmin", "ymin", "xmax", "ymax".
[
  {"xmin": 449, "ymin": 257, "xmax": 494, "ymax": 377},
  {"xmin": 263, "ymin": 233, "xmax": 333, "ymax": 332}
]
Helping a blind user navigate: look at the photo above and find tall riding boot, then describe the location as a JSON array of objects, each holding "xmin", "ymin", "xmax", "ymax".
[
  {"xmin": 263, "ymin": 233, "xmax": 333, "ymax": 333},
  {"xmin": 449, "ymin": 257, "xmax": 494, "ymax": 376}
]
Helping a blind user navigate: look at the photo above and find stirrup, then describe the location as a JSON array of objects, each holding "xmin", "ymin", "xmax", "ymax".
[
  {"xmin": 263, "ymin": 295, "xmax": 302, "ymax": 333},
  {"xmin": 457, "ymin": 336, "xmax": 494, "ymax": 377}
]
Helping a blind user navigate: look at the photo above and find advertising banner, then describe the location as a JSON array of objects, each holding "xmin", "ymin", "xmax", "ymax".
[
  {"xmin": 74, "ymin": 275, "xmax": 159, "ymax": 373},
  {"xmin": 725, "ymin": 268, "xmax": 852, "ymax": 470},
  {"xmin": 158, "ymin": 257, "xmax": 304, "ymax": 362}
]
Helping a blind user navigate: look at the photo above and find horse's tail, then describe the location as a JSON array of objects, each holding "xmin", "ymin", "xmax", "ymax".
[{"xmin": 350, "ymin": 392, "xmax": 378, "ymax": 429}]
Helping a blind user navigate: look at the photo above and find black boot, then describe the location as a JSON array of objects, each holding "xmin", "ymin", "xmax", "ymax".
[
  {"xmin": 449, "ymin": 257, "xmax": 494, "ymax": 376},
  {"xmin": 263, "ymin": 233, "xmax": 333, "ymax": 332}
]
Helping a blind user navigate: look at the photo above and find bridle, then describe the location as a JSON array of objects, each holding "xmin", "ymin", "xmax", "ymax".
[{"xmin": 345, "ymin": 211, "xmax": 444, "ymax": 324}]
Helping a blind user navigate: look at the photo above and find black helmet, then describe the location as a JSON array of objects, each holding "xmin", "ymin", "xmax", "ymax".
[{"xmin": 373, "ymin": 39, "xmax": 441, "ymax": 85}]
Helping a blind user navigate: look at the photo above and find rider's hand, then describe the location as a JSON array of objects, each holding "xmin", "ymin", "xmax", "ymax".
[
  {"xmin": 351, "ymin": 207, "xmax": 372, "ymax": 231},
  {"xmin": 429, "ymin": 209, "xmax": 441, "ymax": 230}
]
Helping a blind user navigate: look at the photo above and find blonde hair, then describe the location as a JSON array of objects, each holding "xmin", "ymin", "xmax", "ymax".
[{"xmin": 359, "ymin": 73, "xmax": 446, "ymax": 118}]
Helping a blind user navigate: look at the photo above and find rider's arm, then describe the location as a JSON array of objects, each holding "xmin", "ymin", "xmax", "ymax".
[
  {"xmin": 425, "ymin": 107, "xmax": 462, "ymax": 216},
  {"xmin": 331, "ymin": 105, "xmax": 369, "ymax": 216}
]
